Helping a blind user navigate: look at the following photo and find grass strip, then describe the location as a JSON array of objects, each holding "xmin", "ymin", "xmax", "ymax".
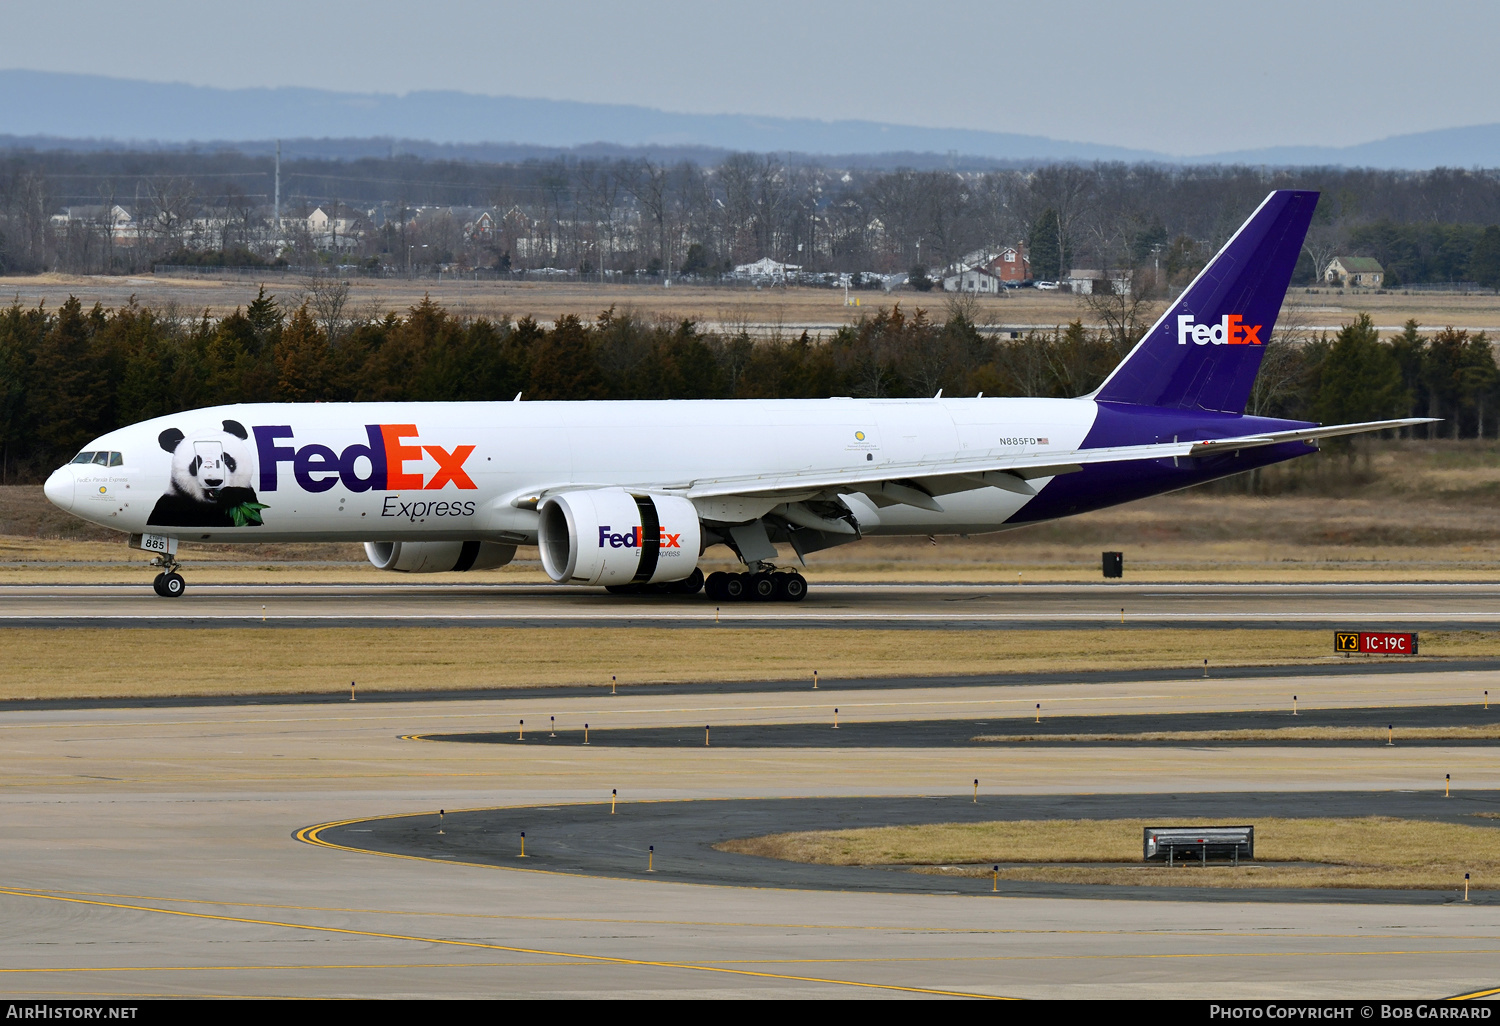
[
  {"xmin": 2, "ymin": 627, "xmax": 1498, "ymax": 701},
  {"xmin": 717, "ymin": 816, "xmax": 1500, "ymax": 890}
]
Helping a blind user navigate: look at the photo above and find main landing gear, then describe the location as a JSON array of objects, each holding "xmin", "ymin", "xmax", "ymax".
[
  {"xmin": 150, "ymin": 555, "xmax": 186, "ymax": 598},
  {"xmin": 704, "ymin": 568, "xmax": 807, "ymax": 603}
]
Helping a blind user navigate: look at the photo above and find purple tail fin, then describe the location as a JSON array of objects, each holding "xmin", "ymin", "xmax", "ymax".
[{"xmin": 1092, "ymin": 190, "xmax": 1317, "ymax": 413}]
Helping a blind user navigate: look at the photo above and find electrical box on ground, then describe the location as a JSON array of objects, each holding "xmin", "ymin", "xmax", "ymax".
[{"xmin": 1144, "ymin": 826, "xmax": 1253, "ymax": 865}]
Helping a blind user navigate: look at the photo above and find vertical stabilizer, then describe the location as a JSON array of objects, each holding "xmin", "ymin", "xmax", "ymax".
[{"xmin": 1092, "ymin": 190, "xmax": 1317, "ymax": 413}]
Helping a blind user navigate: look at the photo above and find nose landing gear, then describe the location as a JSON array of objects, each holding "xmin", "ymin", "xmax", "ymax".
[{"xmin": 150, "ymin": 556, "xmax": 186, "ymax": 598}]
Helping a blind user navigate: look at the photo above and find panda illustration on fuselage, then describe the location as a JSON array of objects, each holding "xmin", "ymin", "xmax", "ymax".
[{"xmin": 147, "ymin": 419, "xmax": 268, "ymax": 528}]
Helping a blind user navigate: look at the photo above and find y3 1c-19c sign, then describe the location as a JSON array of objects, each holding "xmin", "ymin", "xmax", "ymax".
[{"xmin": 1335, "ymin": 631, "xmax": 1418, "ymax": 655}]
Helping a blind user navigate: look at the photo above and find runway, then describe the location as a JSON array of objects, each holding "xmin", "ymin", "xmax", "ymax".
[
  {"xmin": 6, "ymin": 581, "xmax": 1500, "ymax": 630},
  {"xmin": 5, "ymin": 668, "xmax": 1500, "ymax": 998}
]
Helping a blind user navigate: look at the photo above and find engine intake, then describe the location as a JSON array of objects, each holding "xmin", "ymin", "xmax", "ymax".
[
  {"xmin": 364, "ymin": 540, "xmax": 516, "ymax": 573},
  {"xmin": 538, "ymin": 488, "xmax": 701, "ymax": 585}
]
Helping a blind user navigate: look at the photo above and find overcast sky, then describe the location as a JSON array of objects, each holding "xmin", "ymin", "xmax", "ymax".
[{"xmin": 3, "ymin": 0, "xmax": 1496, "ymax": 156}]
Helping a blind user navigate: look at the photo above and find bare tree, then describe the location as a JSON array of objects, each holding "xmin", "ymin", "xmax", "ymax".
[
  {"xmin": 626, "ymin": 160, "xmax": 670, "ymax": 273},
  {"xmin": 1026, "ymin": 165, "xmax": 1095, "ymax": 278},
  {"xmin": 1302, "ymin": 222, "xmax": 1345, "ymax": 286},
  {"xmin": 1083, "ymin": 269, "xmax": 1161, "ymax": 352},
  {"xmin": 301, "ymin": 277, "xmax": 353, "ymax": 346},
  {"xmin": 140, "ymin": 177, "xmax": 198, "ymax": 257}
]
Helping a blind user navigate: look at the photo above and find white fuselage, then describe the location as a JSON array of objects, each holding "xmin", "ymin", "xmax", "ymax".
[{"xmin": 48, "ymin": 396, "xmax": 1100, "ymax": 543}]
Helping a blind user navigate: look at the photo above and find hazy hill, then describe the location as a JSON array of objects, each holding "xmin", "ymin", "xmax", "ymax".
[
  {"xmin": 2, "ymin": 69, "xmax": 1496, "ymax": 169},
  {"xmin": 0, "ymin": 69, "xmax": 1157, "ymax": 165}
]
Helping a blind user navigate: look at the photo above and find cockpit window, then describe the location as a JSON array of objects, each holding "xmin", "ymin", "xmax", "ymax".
[{"xmin": 67, "ymin": 450, "xmax": 123, "ymax": 466}]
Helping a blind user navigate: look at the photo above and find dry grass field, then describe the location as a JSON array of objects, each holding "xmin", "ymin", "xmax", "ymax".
[
  {"xmin": 718, "ymin": 816, "xmax": 1500, "ymax": 890},
  {"xmin": 4, "ymin": 273, "xmax": 1500, "ymax": 332},
  {"xmin": 8, "ymin": 625, "xmax": 1488, "ymax": 701}
]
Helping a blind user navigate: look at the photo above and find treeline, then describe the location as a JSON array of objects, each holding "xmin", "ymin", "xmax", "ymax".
[
  {"xmin": 9, "ymin": 145, "xmax": 1500, "ymax": 283},
  {"xmin": 0, "ymin": 292, "xmax": 1493, "ymax": 482},
  {"xmin": 1346, "ymin": 221, "xmax": 1500, "ymax": 287}
]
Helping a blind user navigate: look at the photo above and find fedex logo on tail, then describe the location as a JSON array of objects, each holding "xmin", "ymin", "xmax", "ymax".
[
  {"xmin": 253, "ymin": 424, "xmax": 477, "ymax": 492},
  {"xmin": 1177, "ymin": 314, "xmax": 1263, "ymax": 346},
  {"xmin": 598, "ymin": 526, "xmax": 684, "ymax": 549}
]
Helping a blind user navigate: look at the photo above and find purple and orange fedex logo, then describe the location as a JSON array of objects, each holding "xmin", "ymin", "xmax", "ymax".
[
  {"xmin": 599, "ymin": 526, "xmax": 684, "ymax": 549},
  {"xmin": 253, "ymin": 424, "xmax": 477, "ymax": 492},
  {"xmin": 1176, "ymin": 314, "xmax": 1263, "ymax": 346}
]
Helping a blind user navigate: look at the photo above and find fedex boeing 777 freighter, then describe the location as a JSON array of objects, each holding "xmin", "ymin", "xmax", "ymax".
[{"xmin": 43, "ymin": 191, "xmax": 1430, "ymax": 600}]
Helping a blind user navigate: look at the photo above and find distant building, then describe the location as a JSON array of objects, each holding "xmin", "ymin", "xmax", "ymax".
[
  {"xmin": 50, "ymin": 205, "xmax": 137, "ymax": 244},
  {"xmin": 942, "ymin": 266, "xmax": 1003, "ymax": 294},
  {"xmin": 1064, "ymin": 269, "xmax": 1132, "ymax": 296},
  {"xmin": 304, "ymin": 207, "xmax": 361, "ymax": 251},
  {"xmin": 469, "ymin": 210, "xmax": 497, "ymax": 241},
  {"xmin": 1325, "ymin": 256, "xmax": 1384, "ymax": 288},
  {"xmin": 988, "ymin": 244, "xmax": 1030, "ymax": 283},
  {"xmin": 733, "ymin": 257, "xmax": 801, "ymax": 280}
]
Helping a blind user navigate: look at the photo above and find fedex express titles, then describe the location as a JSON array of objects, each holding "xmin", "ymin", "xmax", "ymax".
[{"xmin": 253, "ymin": 424, "xmax": 478, "ymax": 500}]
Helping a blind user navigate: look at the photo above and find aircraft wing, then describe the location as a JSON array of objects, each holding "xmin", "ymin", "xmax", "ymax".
[{"xmin": 676, "ymin": 417, "xmax": 1435, "ymax": 511}]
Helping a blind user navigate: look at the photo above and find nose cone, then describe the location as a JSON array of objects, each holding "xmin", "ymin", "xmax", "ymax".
[{"xmin": 43, "ymin": 466, "xmax": 75, "ymax": 511}]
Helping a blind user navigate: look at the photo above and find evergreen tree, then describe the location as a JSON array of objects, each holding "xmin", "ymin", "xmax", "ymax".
[
  {"xmin": 1316, "ymin": 314, "xmax": 1406, "ymax": 431},
  {"xmin": 1028, "ymin": 209, "xmax": 1068, "ymax": 280},
  {"xmin": 1457, "ymin": 332, "xmax": 1499, "ymax": 438},
  {"xmin": 274, "ymin": 306, "xmax": 336, "ymax": 402},
  {"xmin": 1469, "ymin": 225, "xmax": 1500, "ymax": 292},
  {"xmin": 1424, "ymin": 327, "xmax": 1470, "ymax": 437},
  {"xmin": 527, "ymin": 314, "xmax": 606, "ymax": 400},
  {"xmin": 1386, "ymin": 319, "xmax": 1428, "ymax": 428}
]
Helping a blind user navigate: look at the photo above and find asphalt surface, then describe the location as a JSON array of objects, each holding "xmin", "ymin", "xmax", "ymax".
[
  {"xmin": 8, "ymin": 581, "xmax": 1500, "ymax": 630},
  {"xmin": 313, "ymin": 791, "xmax": 1500, "ymax": 905},
  {"xmin": 9, "ymin": 682, "xmax": 1500, "ymax": 997},
  {"xmin": 6, "ymin": 658, "xmax": 1499, "ymax": 712},
  {"xmin": 419, "ymin": 703, "xmax": 1500, "ymax": 748}
]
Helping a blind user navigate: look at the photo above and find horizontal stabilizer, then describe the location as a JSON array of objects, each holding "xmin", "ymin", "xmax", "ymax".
[{"xmin": 1187, "ymin": 418, "xmax": 1437, "ymax": 455}]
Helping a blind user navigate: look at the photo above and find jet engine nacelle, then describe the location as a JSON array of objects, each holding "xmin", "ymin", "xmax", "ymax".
[
  {"xmin": 364, "ymin": 540, "xmax": 516, "ymax": 573},
  {"xmin": 538, "ymin": 488, "xmax": 701, "ymax": 586}
]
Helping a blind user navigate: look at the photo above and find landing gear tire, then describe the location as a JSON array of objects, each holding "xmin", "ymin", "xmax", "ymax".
[
  {"xmin": 157, "ymin": 572, "xmax": 185, "ymax": 598},
  {"xmin": 152, "ymin": 573, "xmax": 167, "ymax": 597},
  {"xmin": 774, "ymin": 572, "xmax": 808, "ymax": 602},
  {"xmin": 750, "ymin": 572, "xmax": 777, "ymax": 601},
  {"xmin": 670, "ymin": 567, "xmax": 705, "ymax": 595},
  {"xmin": 723, "ymin": 573, "xmax": 749, "ymax": 601},
  {"xmin": 704, "ymin": 571, "xmax": 729, "ymax": 601}
]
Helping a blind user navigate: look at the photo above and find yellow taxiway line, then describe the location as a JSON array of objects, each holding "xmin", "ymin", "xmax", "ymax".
[{"xmin": 0, "ymin": 885, "xmax": 1008, "ymax": 1000}]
